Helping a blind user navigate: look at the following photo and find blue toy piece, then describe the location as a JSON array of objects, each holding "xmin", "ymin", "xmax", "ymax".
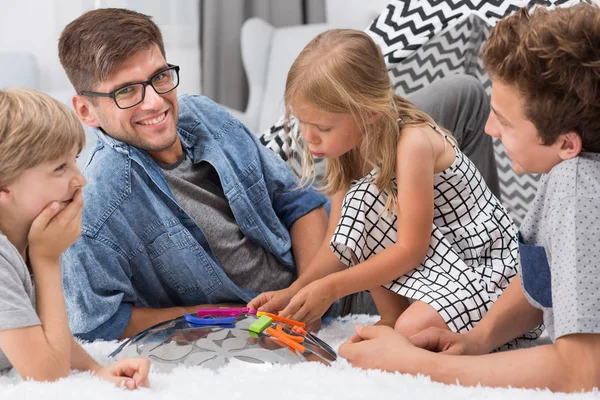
[{"xmin": 184, "ymin": 313, "xmax": 237, "ymax": 325}]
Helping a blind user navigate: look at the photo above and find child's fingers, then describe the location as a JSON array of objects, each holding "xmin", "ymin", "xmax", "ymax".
[
  {"xmin": 409, "ymin": 328, "xmax": 443, "ymax": 351},
  {"xmin": 353, "ymin": 324, "xmax": 392, "ymax": 340},
  {"xmin": 249, "ymin": 292, "xmax": 275, "ymax": 312},
  {"xmin": 111, "ymin": 358, "xmax": 151, "ymax": 383},
  {"xmin": 55, "ymin": 189, "xmax": 84, "ymax": 225},
  {"xmin": 344, "ymin": 332, "xmax": 364, "ymax": 344},
  {"xmin": 257, "ymin": 298, "xmax": 276, "ymax": 313},
  {"xmin": 279, "ymin": 297, "xmax": 303, "ymax": 320},
  {"xmin": 260, "ymin": 293, "xmax": 291, "ymax": 313},
  {"xmin": 288, "ymin": 303, "xmax": 310, "ymax": 323},
  {"xmin": 110, "ymin": 376, "xmax": 137, "ymax": 390},
  {"xmin": 338, "ymin": 340, "xmax": 362, "ymax": 361},
  {"xmin": 29, "ymin": 202, "xmax": 60, "ymax": 233},
  {"xmin": 246, "ymin": 294, "xmax": 266, "ymax": 310},
  {"xmin": 131, "ymin": 358, "xmax": 151, "ymax": 387}
]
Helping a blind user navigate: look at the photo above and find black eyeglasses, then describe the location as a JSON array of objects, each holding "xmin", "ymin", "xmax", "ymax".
[{"xmin": 79, "ymin": 64, "xmax": 180, "ymax": 109}]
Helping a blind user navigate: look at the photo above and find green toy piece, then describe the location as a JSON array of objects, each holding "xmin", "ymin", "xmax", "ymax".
[{"xmin": 249, "ymin": 315, "xmax": 272, "ymax": 333}]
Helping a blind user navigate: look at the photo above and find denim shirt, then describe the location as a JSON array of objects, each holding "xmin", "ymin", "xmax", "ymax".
[{"xmin": 61, "ymin": 95, "xmax": 327, "ymax": 341}]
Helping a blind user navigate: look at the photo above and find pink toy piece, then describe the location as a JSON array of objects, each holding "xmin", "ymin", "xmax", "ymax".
[{"xmin": 196, "ymin": 307, "xmax": 257, "ymax": 317}]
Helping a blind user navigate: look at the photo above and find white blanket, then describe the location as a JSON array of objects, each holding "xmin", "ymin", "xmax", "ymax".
[{"xmin": 1, "ymin": 315, "xmax": 597, "ymax": 400}]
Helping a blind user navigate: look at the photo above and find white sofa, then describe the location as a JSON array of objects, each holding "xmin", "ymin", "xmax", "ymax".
[
  {"xmin": 0, "ymin": 51, "xmax": 97, "ymax": 169},
  {"xmin": 227, "ymin": 18, "xmax": 337, "ymax": 135}
]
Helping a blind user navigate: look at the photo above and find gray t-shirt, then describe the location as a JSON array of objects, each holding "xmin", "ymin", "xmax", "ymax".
[
  {"xmin": 160, "ymin": 154, "xmax": 293, "ymax": 293},
  {"xmin": 519, "ymin": 152, "xmax": 600, "ymax": 341},
  {"xmin": 0, "ymin": 232, "xmax": 40, "ymax": 372}
]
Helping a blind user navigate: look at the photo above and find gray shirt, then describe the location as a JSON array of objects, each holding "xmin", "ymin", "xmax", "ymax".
[
  {"xmin": 519, "ymin": 152, "xmax": 600, "ymax": 341},
  {"xmin": 160, "ymin": 154, "xmax": 293, "ymax": 293},
  {"xmin": 0, "ymin": 232, "xmax": 40, "ymax": 372}
]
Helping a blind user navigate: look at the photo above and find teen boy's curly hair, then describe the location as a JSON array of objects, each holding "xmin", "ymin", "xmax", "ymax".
[{"xmin": 482, "ymin": 3, "xmax": 600, "ymax": 152}]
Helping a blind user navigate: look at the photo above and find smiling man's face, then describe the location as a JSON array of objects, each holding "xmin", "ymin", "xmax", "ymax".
[{"xmin": 76, "ymin": 44, "xmax": 181, "ymax": 164}]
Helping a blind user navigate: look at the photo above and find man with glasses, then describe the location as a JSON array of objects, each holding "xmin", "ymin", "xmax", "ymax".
[
  {"xmin": 78, "ymin": 65, "xmax": 181, "ymax": 111},
  {"xmin": 58, "ymin": 8, "xmax": 328, "ymax": 341}
]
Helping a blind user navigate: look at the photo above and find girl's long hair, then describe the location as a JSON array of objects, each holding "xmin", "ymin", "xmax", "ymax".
[{"xmin": 284, "ymin": 29, "xmax": 455, "ymax": 214}]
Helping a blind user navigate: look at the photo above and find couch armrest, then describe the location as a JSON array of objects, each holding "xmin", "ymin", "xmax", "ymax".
[{"xmin": 240, "ymin": 18, "xmax": 275, "ymax": 133}]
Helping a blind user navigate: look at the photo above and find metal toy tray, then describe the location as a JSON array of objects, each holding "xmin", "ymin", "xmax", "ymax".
[{"xmin": 109, "ymin": 309, "xmax": 337, "ymax": 372}]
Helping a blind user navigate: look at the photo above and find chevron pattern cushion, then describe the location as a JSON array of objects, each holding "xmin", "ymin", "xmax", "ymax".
[
  {"xmin": 366, "ymin": 0, "xmax": 583, "ymax": 225},
  {"xmin": 258, "ymin": 0, "xmax": 583, "ymax": 225}
]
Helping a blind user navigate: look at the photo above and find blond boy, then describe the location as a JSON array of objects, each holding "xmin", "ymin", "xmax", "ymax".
[{"xmin": 0, "ymin": 88, "xmax": 149, "ymax": 387}]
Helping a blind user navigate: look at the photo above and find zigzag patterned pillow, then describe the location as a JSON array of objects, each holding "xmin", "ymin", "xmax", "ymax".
[{"xmin": 258, "ymin": 114, "xmax": 328, "ymax": 184}]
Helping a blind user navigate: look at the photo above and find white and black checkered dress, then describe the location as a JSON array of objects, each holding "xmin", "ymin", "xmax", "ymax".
[{"xmin": 330, "ymin": 133, "xmax": 519, "ymax": 333}]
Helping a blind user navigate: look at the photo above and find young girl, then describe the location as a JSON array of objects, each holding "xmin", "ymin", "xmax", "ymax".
[
  {"xmin": 0, "ymin": 88, "xmax": 149, "ymax": 387},
  {"xmin": 248, "ymin": 29, "xmax": 520, "ymax": 336}
]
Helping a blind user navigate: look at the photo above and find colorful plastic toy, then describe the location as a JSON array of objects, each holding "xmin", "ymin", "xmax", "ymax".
[{"xmin": 110, "ymin": 307, "xmax": 337, "ymax": 371}]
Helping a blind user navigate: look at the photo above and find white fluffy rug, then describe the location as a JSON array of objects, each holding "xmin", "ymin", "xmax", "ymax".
[{"xmin": 1, "ymin": 315, "xmax": 598, "ymax": 400}]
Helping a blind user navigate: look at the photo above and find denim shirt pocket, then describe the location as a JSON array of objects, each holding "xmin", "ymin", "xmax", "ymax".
[
  {"xmin": 518, "ymin": 235, "xmax": 552, "ymax": 308},
  {"xmin": 147, "ymin": 228, "xmax": 221, "ymax": 296},
  {"xmin": 238, "ymin": 160, "xmax": 269, "ymax": 205},
  {"xmin": 245, "ymin": 175, "xmax": 269, "ymax": 205}
]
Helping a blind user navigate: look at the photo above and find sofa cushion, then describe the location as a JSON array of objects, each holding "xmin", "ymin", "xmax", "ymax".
[
  {"xmin": 0, "ymin": 52, "xmax": 40, "ymax": 89},
  {"xmin": 258, "ymin": 23, "xmax": 333, "ymax": 134}
]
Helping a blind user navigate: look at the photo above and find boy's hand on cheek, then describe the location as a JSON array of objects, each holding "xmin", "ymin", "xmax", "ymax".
[{"xmin": 28, "ymin": 189, "xmax": 83, "ymax": 263}]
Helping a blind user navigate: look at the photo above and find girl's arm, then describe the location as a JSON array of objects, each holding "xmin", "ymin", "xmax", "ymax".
[
  {"xmin": 289, "ymin": 189, "xmax": 350, "ymax": 291},
  {"xmin": 279, "ymin": 127, "xmax": 440, "ymax": 322},
  {"xmin": 326, "ymin": 126, "xmax": 438, "ymax": 299},
  {"xmin": 248, "ymin": 190, "xmax": 347, "ymax": 311},
  {"xmin": 289, "ymin": 206, "xmax": 329, "ymax": 278}
]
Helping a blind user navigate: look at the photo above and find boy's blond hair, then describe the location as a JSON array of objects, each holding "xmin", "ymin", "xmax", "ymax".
[
  {"xmin": 0, "ymin": 88, "xmax": 85, "ymax": 187},
  {"xmin": 284, "ymin": 29, "xmax": 454, "ymax": 214}
]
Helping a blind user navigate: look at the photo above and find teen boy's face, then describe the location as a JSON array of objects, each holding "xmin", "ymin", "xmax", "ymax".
[
  {"xmin": 7, "ymin": 147, "xmax": 86, "ymax": 223},
  {"xmin": 485, "ymin": 80, "xmax": 563, "ymax": 174},
  {"xmin": 291, "ymin": 98, "xmax": 362, "ymax": 159},
  {"xmin": 75, "ymin": 44, "xmax": 181, "ymax": 164}
]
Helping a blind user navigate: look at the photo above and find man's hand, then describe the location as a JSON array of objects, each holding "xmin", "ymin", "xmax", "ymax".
[
  {"xmin": 410, "ymin": 326, "xmax": 489, "ymax": 355},
  {"xmin": 95, "ymin": 358, "xmax": 150, "ymax": 390},
  {"xmin": 28, "ymin": 189, "xmax": 83, "ymax": 263},
  {"xmin": 279, "ymin": 279, "xmax": 336, "ymax": 324},
  {"xmin": 247, "ymin": 288, "xmax": 296, "ymax": 313},
  {"xmin": 339, "ymin": 325, "xmax": 419, "ymax": 372}
]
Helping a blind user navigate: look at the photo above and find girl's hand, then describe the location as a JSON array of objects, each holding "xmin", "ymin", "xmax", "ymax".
[
  {"xmin": 247, "ymin": 288, "xmax": 295, "ymax": 313},
  {"xmin": 95, "ymin": 358, "xmax": 150, "ymax": 390},
  {"xmin": 279, "ymin": 279, "xmax": 336, "ymax": 324},
  {"xmin": 28, "ymin": 189, "xmax": 83, "ymax": 263}
]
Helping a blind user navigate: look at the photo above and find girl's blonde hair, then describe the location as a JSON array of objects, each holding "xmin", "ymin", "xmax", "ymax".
[
  {"xmin": 284, "ymin": 29, "xmax": 454, "ymax": 214},
  {"xmin": 0, "ymin": 88, "xmax": 85, "ymax": 187}
]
